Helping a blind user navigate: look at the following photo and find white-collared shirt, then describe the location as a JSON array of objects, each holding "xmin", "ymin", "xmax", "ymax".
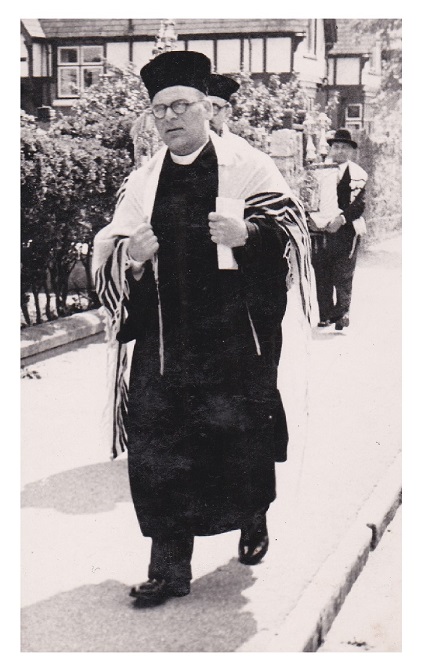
[
  {"xmin": 338, "ymin": 161, "xmax": 349, "ymax": 182},
  {"xmin": 170, "ymin": 141, "xmax": 208, "ymax": 165}
]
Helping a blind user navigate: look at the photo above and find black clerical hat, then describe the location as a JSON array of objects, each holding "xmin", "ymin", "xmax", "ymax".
[
  {"xmin": 140, "ymin": 51, "xmax": 211, "ymax": 101},
  {"xmin": 327, "ymin": 128, "xmax": 358, "ymax": 149},
  {"xmin": 208, "ymin": 74, "xmax": 240, "ymax": 101}
]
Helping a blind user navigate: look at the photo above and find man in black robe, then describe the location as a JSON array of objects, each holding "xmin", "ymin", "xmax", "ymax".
[{"xmin": 93, "ymin": 51, "xmax": 313, "ymax": 607}]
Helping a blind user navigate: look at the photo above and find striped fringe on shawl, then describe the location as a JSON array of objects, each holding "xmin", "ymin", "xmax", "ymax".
[
  {"xmin": 95, "ymin": 238, "xmax": 130, "ymax": 459},
  {"xmin": 96, "ymin": 191, "xmax": 313, "ymax": 459},
  {"xmin": 244, "ymin": 192, "xmax": 314, "ymax": 325}
]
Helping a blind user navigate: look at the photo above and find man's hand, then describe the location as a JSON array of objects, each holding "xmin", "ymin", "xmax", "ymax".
[
  {"xmin": 208, "ymin": 212, "xmax": 248, "ymax": 248},
  {"xmin": 127, "ymin": 222, "xmax": 159, "ymax": 263},
  {"xmin": 326, "ymin": 214, "xmax": 345, "ymax": 233}
]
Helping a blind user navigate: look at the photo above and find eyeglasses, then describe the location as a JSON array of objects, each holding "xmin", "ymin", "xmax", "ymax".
[
  {"xmin": 151, "ymin": 99, "xmax": 202, "ymax": 119},
  {"xmin": 212, "ymin": 103, "xmax": 229, "ymax": 115}
]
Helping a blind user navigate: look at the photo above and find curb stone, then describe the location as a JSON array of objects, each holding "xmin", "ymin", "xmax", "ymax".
[
  {"xmin": 236, "ymin": 453, "xmax": 402, "ymax": 652},
  {"xmin": 21, "ymin": 309, "xmax": 105, "ymax": 363}
]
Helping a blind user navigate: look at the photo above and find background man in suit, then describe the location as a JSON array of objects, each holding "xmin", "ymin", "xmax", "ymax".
[
  {"xmin": 312, "ymin": 129, "xmax": 368, "ymax": 330},
  {"xmin": 207, "ymin": 73, "xmax": 255, "ymax": 152},
  {"xmin": 208, "ymin": 73, "xmax": 239, "ymax": 136}
]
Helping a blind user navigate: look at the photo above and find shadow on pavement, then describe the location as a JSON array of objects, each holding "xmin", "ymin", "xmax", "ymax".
[
  {"xmin": 21, "ymin": 459, "xmax": 130, "ymax": 514},
  {"xmin": 21, "ymin": 558, "xmax": 257, "ymax": 652}
]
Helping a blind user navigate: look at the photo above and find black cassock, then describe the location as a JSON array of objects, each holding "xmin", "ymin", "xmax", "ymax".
[{"xmin": 119, "ymin": 141, "xmax": 290, "ymax": 538}]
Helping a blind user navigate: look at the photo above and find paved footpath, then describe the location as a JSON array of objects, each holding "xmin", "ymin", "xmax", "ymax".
[
  {"xmin": 318, "ymin": 506, "xmax": 401, "ymax": 652},
  {"xmin": 21, "ymin": 235, "xmax": 401, "ymax": 652}
]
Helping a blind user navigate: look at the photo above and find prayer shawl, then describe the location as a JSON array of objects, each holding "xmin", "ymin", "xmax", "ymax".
[
  {"xmin": 345, "ymin": 160, "xmax": 368, "ymax": 203},
  {"xmin": 220, "ymin": 122, "xmax": 256, "ymax": 152},
  {"xmin": 342, "ymin": 160, "xmax": 368, "ymax": 257},
  {"xmin": 309, "ymin": 160, "xmax": 368, "ymax": 256},
  {"xmin": 93, "ymin": 131, "xmax": 314, "ymax": 459}
]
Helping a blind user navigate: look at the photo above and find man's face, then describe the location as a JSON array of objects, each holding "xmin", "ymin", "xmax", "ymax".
[
  {"xmin": 151, "ymin": 85, "xmax": 213, "ymax": 155},
  {"xmin": 209, "ymin": 95, "xmax": 230, "ymax": 133},
  {"xmin": 329, "ymin": 142, "xmax": 355, "ymax": 164}
]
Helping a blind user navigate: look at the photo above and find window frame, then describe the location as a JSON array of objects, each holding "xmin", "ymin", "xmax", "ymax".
[
  {"xmin": 346, "ymin": 103, "xmax": 363, "ymax": 121},
  {"xmin": 57, "ymin": 45, "xmax": 104, "ymax": 98},
  {"xmin": 57, "ymin": 66, "xmax": 80, "ymax": 98},
  {"xmin": 345, "ymin": 121, "xmax": 362, "ymax": 131},
  {"xmin": 81, "ymin": 65, "xmax": 103, "ymax": 91}
]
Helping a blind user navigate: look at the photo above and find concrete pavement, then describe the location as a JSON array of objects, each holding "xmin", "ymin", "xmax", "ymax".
[
  {"xmin": 21, "ymin": 234, "xmax": 401, "ymax": 652},
  {"xmin": 318, "ymin": 506, "xmax": 401, "ymax": 652}
]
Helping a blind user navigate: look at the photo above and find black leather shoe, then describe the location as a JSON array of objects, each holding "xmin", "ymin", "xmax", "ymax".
[
  {"xmin": 238, "ymin": 514, "xmax": 269, "ymax": 565},
  {"xmin": 130, "ymin": 578, "xmax": 190, "ymax": 607},
  {"xmin": 318, "ymin": 320, "xmax": 331, "ymax": 327},
  {"xmin": 335, "ymin": 315, "xmax": 350, "ymax": 330}
]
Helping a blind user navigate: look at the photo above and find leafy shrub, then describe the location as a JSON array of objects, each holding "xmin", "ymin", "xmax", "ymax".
[{"xmin": 21, "ymin": 65, "xmax": 152, "ymax": 324}]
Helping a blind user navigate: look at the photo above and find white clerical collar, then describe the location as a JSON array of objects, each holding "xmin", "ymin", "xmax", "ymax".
[{"xmin": 170, "ymin": 140, "xmax": 209, "ymax": 165}]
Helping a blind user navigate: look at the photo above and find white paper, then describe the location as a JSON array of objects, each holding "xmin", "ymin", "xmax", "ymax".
[{"xmin": 215, "ymin": 197, "xmax": 245, "ymax": 270}]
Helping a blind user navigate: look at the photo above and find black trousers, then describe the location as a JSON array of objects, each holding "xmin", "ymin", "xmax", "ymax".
[
  {"xmin": 147, "ymin": 506, "xmax": 268, "ymax": 588},
  {"xmin": 312, "ymin": 232, "xmax": 360, "ymax": 322},
  {"xmin": 148, "ymin": 536, "xmax": 194, "ymax": 589}
]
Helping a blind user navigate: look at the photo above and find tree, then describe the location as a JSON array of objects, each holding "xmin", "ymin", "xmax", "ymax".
[{"xmin": 346, "ymin": 20, "xmax": 402, "ymax": 238}]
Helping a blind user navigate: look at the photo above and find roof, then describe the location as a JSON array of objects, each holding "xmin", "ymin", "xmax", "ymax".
[
  {"xmin": 329, "ymin": 19, "xmax": 378, "ymax": 55},
  {"xmin": 33, "ymin": 18, "xmax": 309, "ymax": 40},
  {"xmin": 21, "ymin": 19, "xmax": 46, "ymax": 39}
]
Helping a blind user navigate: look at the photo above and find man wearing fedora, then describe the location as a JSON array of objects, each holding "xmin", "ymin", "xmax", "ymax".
[
  {"xmin": 312, "ymin": 128, "xmax": 368, "ymax": 330},
  {"xmin": 93, "ymin": 51, "xmax": 313, "ymax": 608}
]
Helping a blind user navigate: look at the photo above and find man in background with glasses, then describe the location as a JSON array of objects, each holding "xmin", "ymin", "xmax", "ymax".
[
  {"xmin": 208, "ymin": 73, "xmax": 255, "ymax": 151},
  {"xmin": 93, "ymin": 51, "xmax": 313, "ymax": 608},
  {"xmin": 208, "ymin": 73, "xmax": 237, "ymax": 136}
]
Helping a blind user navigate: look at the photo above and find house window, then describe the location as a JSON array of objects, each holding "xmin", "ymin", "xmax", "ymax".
[
  {"xmin": 58, "ymin": 67, "xmax": 79, "ymax": 97},
  {"xmin": 345, "ymin": 121, "xmax": 362, "ymax": 131},
  {"xmin": 57, "ymin": 45, "xmax": 103, "ymax": 98},
  {"xmin": 307, "ymin": 19, "xmax": 317, "ymax": 55},
  {"xmin": 346, "ymin": 103, "xmax": 363, "ymax": 121}
]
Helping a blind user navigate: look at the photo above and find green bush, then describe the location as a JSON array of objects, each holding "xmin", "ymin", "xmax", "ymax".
[
  {"xmin": 21, "ymin": 111, "xmax": 134, "ymax": 322},
  {"xmin": 359, "ymin": 130, "xmax": 401, "ymax": 242},
  {"xmin": 21, "ymin": 65, "xmax": 152, "ymax": 324}
]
